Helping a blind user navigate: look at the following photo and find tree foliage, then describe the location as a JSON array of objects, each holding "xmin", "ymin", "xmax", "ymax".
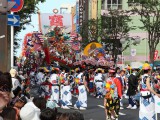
[
  {"xmin": 80, "ymin": 9, "xmax": 135, "ymax": 63},
  {"xmin": 130, "ymin": 0, "xmax": 160, "ymax": 63},
  {"xmin": 14, "ymin": 0, "xmax": 46, "ymax": 53},
  {"xmin": 80, "ymin": 19, "xmax": 100, "ymax": 47}
]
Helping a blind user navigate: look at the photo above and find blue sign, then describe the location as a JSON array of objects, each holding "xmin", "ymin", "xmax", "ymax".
[{"xmin": 7, "ymin": 14, "xmax": 20, "ymax": 26}]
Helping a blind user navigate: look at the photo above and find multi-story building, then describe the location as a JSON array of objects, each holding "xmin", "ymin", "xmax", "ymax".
[
  {"xmin": 101, "ymin": 0, "xmax": 160, "ymax": 65},
  {"xmin": 71, "ymin": 5, "xmax": 76, "ymax": 32}
]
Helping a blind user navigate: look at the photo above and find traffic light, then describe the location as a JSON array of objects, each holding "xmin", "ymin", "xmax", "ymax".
[{"xmin": 0, "ymin": 0, "xmax": 15, "ymax": 13}]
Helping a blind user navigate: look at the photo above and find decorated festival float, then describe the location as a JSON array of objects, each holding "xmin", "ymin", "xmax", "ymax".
[{"xmin": 18, "ymin": 11, "xmax": 114, "ymax": 72}]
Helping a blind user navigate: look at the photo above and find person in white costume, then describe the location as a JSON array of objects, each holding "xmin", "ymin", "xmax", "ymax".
[
  {"xmin": 49, "ymin": 69, "xmax": 60, "ymax": 107},
  {"xmin": 139, "ymin": 63, "xmax": 160, "ymax": 120},
  {"xmin": 61, "ymin": 72, "xmax": 72, "ymax": 109},
  {"xmin": 94, "ymin": 68, "xmax": 104, "ymax": 98},
  {"xmin": 74, "ymin": 68, "xmax": 89, "ymax": 110}
]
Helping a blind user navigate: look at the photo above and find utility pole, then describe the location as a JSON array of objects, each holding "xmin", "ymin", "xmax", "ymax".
[
  {"xmin": 0, "ymin": 0, "xmax": 15, "ymax": 72},
  {"xmin": 0, "ymin": 15, "xmax": 8, "ymax": 72}
]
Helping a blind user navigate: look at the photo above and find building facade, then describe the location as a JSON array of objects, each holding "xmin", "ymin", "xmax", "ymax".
[{"xmin": 101, "ymin": 0, "xmax": 160, "ymax": 64}]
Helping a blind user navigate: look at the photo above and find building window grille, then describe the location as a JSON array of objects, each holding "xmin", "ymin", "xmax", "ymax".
[{"xmin": 107, "ymin": 0, "xmax": 122, "ymax": 10}]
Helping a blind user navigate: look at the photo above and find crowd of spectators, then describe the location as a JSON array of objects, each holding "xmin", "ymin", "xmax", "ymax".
[{"xmin": 0, "ymin": 70, "xmax": 84, "ymax": 120}]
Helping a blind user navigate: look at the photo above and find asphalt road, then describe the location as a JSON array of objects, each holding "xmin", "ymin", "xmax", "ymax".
[
  {"xmin": 58, "ymin": 94, "xmax": 139, "ymax": 120},
  {"xmin": 30, "ymin": 86, "xmax": 159, "ymax": 120}
]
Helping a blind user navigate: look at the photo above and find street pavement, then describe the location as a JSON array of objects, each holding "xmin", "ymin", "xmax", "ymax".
[
  {"xmin": 30, "ymin": 86, "xmax": 160, "ymax": 120},
  {"xmin": 58, "ymin": 94, "xmax": 139, "ymax": 120}
]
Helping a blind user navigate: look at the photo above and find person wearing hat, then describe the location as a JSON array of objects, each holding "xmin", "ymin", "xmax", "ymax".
[
  {"xmin": 10, "ymin": 69, "xmax": 21, "ymax": 97},
  {"xmin": 139, "ymin": 63, "xmax": 160, "ymax": 120},
  {"xmin": 49, "ymin": 69, "xmax": 60, "ymax": 108},
  {"xmin": 153, "ymin": 74, "xmax": 160, "ymax": 94},
  {"xmin": 74, "ymin": 68, "xmax": 89, "ymax": 110},
  {"xmin": 126, "ymin": 68, "xmax": 139, "ymax": 109},
  {"xmin": 94, "ymin": 68, "xmax": 105, "ymax": 98},
  {"xmin": 104, "ymin": 68, "xmax": 122, "ymax": 120},
  {"xmin": 60, "ymin": 71, "xmax": 72, "ymax": 109},
  {"xmin": 20, "ymin": 102, "xmax": 41, "ymax": 120}
]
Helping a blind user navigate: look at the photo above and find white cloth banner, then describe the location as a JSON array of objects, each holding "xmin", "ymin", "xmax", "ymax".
[
  {"xmin": 155, "ymin": 96, "xmax": 160, "ymax": 113},
  {"xmin": 40, "ymin": 13, "xmax": 72, "ymax": 34}
]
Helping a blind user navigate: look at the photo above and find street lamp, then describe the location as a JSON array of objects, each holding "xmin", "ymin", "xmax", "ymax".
[
  {"xmin": 120, "ymin": 36, "xmax": 141, "ymax": 44},
  {"xmin": 120, "ymin": 36, "xmax": 141, "ymax": 65},
  {"xmin": 60, "ymin": 7, "xmax": 68, "ymax": 14}
]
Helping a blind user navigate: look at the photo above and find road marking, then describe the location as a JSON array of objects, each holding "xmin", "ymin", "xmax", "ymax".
[
  {"xmin": 97, "ymin": 105, "xmax": 105, "ymax": 108},
  {"xmin": 97, "ymin": 105, "xmax": 126, "ymax": 116}
]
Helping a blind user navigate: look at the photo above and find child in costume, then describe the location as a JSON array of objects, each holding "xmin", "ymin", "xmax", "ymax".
[{"xmin": 104, "ymin": 69, "xmax": 122, "ymax": 120}]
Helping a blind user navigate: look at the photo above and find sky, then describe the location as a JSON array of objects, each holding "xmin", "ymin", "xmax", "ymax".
[{"xmin": 16, "ymin": 0, "xmax": 76, "ymax": 56}]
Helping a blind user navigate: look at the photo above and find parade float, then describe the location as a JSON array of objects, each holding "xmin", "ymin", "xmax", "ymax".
[{"xmin": 19, "ymin": 12, "xmax": 114, "ymax": 71}]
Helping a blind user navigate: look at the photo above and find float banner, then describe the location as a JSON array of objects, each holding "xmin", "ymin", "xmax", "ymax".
[{"xmin": 40, "ymin": 13, "xmax": 72, "ymax": 34}]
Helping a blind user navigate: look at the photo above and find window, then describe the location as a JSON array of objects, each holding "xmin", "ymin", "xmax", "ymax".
[{"xmin": 107, "ymin": 0, "xmax": 122, "ymax": 10}]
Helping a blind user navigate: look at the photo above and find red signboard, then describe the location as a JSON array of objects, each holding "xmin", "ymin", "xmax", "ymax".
[
  {"xmin": 149, "ymin": 50, "xmax": 159, "ymax": 61},
  {"xmin": 154, "ymin": 50, "xmax": 159, "ymax": 60},
  {"xmin": 49, "ymin": 15, "xmax": 63, "ymax": 26}
]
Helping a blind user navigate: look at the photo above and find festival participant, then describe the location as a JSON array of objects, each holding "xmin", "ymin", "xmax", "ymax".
[
  {"xmin": 49, "ymin": 69, "xmax": 60, "ymax": 107},
  {"xmin": 126, "ymin": 68, "xmax": 139, "ymax": 109},
  {"xmin": 29, "ymin": 69, "xmax": 36, "ymax": 85},
  {"xmin": 68, "ymin": 70, "xmax": 75, "ymax": 94},
  {"xmin": 88, "ymin": 69, "xmax": 95, "ymax": 96},
  {"xmin": 139, "ymin": 63, "xmax": 160, "ymax": 120},
  {"xmin": 116, "ymin": 70, "xmax": 126, "ymax": 109},
  {"xmin": 41, "ymin": 77, "xmax": 52, "ymax": 100},
  {"xmin": 61, "ymin": 72, "xmax": 72, "ymax": 109},
  {"xmin": 36, "ymin": 68, "xmax": 45, "ymax": 84},
  {"xmin": 94, "ymin": 68, "xmax": 104, "ymax": 98},
  {"xmin": 104, "ymin": 69, "xmax": 122, "ymax": 120},
  {"xmin": 59, "ymin": 71, "xmax": 65, "ymax": 101},
  {"xmin": 154, "ymin": 74, "xmax": 160, "ymax": 94},
  {"xmin": 10, "ymin": 69, "xmax": 21, "ymax": 97},
  {"xmin": 74, "ymin": 68, "xmax": 89, "ymax": 110}
]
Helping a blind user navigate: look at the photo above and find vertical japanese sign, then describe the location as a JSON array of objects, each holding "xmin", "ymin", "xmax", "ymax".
[
  {"xmin": 79, "ymin": 0, "xmax": 84, "ymax": 27},
  {"xmin": 40, "ymin": 13, "xmax": 72, "ymax": 34}
]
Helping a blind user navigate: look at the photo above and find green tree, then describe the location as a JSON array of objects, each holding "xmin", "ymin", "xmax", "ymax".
[
  {"xmin": 101, "ymin": 9, "xmax": 136, "ymax": 63},
  {"xmin": 80, "ymin": 9, "xmax": 135, "ymax": 63},
  {"xmin": 14, "ymin": 0, "xmax": 46, "ymax": 53},
  {"xmin": 80, "ymin": 19, "xmax": 100, "ymax": 47},
  {"xmin": 130, "ymin": 0, "xmax": 160, "ymax": 64}
]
